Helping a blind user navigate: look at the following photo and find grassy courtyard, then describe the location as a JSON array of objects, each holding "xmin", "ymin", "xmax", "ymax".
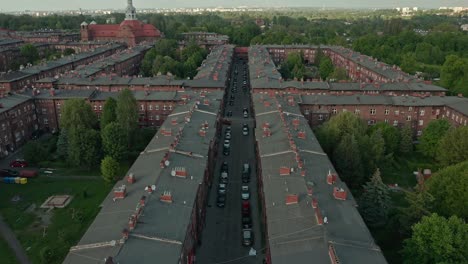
[
  {"xmin": 0, "ymin": 236, "xmax": 19, "ymax": 264},
  {"xmin": 0, "ymin": 175, "xmax": 113, "ymax": 264}
]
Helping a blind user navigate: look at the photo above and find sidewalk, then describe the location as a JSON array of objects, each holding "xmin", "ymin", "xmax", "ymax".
[{"xmin": 0, "ymin": 214, "xmax": 32, "ymax": 264}]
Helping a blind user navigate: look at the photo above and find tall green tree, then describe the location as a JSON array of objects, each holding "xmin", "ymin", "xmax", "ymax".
[
  {"xmin": 368, "ymin": 129, "xmax": 386, "ymax": 169},
  {"xmin": 418, "ymin": 119, "xmax": 451, "ymax": 158},
  {"xmin": 328, "ymin": 67, "xmax": 348, "ymax": 81},
  {"xmin": 369, "ymin": 122, "xmax": 400, "ymax": 155},
  {"xmin": 56, "ymin": 128, "xmax": 68, "ymax": 159},
  {"xmin": 100, "ymin": 97, "xmax": 117, "ymax": 129},
  {"xmin": 399, "ymin": 182, "xmax": 435, "ymax": 235},
  {"xmin": 101, "ymin": 122, "xmax": 127, "ymax": 161},
  {"xmin": 20, "ymin": 43, "xmax": 39, "ymax": 64},
  {"xmin": 116, "ymin": 89, "xmax": 139, "ymax": 146},
  {"xmin": 359, "ymin": 168, "xmax": 391, "ymax": 227},
  {"xmin": 427, "ymin": 161, "xmax": 468, "ymax": 220},
  {"xmin": 440, "ymin": 55, "xmax": 468, "ymax": 96},
  {"xmin": 23, "ymin": 141, "xmax": 47, "ymax": 166},
  {"xmin": 67, "ymin": 128, "xmax": 101, "ymax": 169},
  {"xmin": 402, "ymin": 213, "xmax": 468, "ymax": 264},
  {"xmin": 60, "ymin": 99, "xmax": 97, "ymax": 131},
  {"xmin": 319, "ymin": 57, "xmax": 334, "ymax": 80},
  {"xmin": 333, "ymin": 133, "xmax": 363, "ymax": 188},
  {"xmin": 437, "ymin": 126, "xmax": 468, "ymax": 166},
  {"xmin": 399, "ymin": 124, "xmax": 413, "ymax": 154},
  {"xmin": 101, "ymin": 156, "xmax": 120, "ymax": 183}
]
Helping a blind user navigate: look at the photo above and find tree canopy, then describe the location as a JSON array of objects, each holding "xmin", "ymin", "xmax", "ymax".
[
  {"xmin": 116, "ymin": 89, "xmax": 139, "ymax": 146},
  {"xmin": 437, "ymin": 126, "xmax": 468, "ymax": 166},
  {"xmin": 418, "ymin": 119, "xmax": 451, "ymax": 158},
  {"xmin": 60, "ymin": 99, "xmax": 97, "ymax": 131},
  {"xmin": 101, "ymin": 122, "xmax": 127, "ymax": 161},
  {"xmin": 100, "ymin": 97, "xmax": 117, "ymax": 129},
  {"xmin": 359, "ymin": 168, "xmax": 391, "ymax": 227},
  {"xmin": 402, "ymin": 213, "xmax": 468, "ymax": 264}
]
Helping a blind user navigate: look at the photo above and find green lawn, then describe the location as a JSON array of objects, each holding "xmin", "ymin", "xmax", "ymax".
[
  {"xmin": 380, "ymin": 152, "xmax": 439, "ymax": 188},
  {"xmin": 0, "ymin": 236, "xmax": 19, "ymax": 264},
  {"xmin": 0, "ymin": 176, "xmax": 112, "ymax": 264}
]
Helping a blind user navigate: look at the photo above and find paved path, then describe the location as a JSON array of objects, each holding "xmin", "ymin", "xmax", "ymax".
[{"xmin": 0, "ymin": 214, "xmax": 32, "ymax": 264}]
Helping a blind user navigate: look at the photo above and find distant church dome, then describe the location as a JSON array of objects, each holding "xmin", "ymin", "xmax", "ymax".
[
  {"xmin": 80, "ymin": 21, "xmax": 88, "ymax": 26},
  {"xmin": 90, "ymin": 21, "xmax": 97, "ymax": 25}
]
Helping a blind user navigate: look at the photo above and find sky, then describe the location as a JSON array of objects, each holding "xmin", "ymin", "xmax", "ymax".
[{"xmin": 0, "ymin": 0, "xmax": 466, "ymax": 11}]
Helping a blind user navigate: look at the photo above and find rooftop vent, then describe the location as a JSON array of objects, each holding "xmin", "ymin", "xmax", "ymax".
[
  {"xmin": 333, "ymin": 187, "xmax": 347, "ymax": 200},
  {"xmin": 285, "ymin": 194, "xmax": 298, "ymax": 205},
  {"xmin": 113, "ymin": 185, "xmax": 126, "ymax": 201},
  {"xmin": 171, "ymin": 167, "xmax": 187, "ymax": 178},
  {"xmin": 160, "ymin": 191, "xmax": 173, "ymax": 203},
  {"xmin": 126, "ymin": 173, "xmax": 136, "ymax": 184},
  {"xmin": 327, "ymin": 170, "xmax": 337, "ymax": 185},
  {"xmin": 279, "ymin": 166, "xmax": 291, "ymax": 176}
]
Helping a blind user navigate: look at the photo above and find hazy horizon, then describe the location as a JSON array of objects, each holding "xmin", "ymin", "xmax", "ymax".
[{"xmin": 1, "ymin": 0, "xmax": 467, "ymax": 12}]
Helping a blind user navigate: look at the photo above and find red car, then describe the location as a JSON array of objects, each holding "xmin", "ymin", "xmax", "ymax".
[{"xmin": 9, "ymin": 159, "xmax": 28, "ymax": 168}]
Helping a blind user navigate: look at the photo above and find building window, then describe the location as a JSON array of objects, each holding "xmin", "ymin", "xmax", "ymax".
[
  {"xmin": 419, "ymin": 120, "xmax": 424, "ymax": 126},
  {"xmin": 99, "ymin": 105, "xmax": 103, "ymax": 111},
  {"xmin": 394, "ymin": 110, "xmax": 399, "ymax": 116},
  {"xmin": 42, "ymin": 108, "xmax": 47, "ymax": 114},
  {"xmin": 406, "ymin": 116, "xmax": 412, "ymax": 121},
  {"xmin": 94, "ymin": 105, "xmax": 97, "ymax": 111},
  {"xmin": 44, "ymin": 118, "xmax": 48, "ymax": 125},
  {"xmin": 304, "ymin": 109, "xmax": 310, "ymax": 115},
  {"xmin": 155, "ymin": 105, "xmax": 159, "ymax": 110},
  {"xmin": 155, "ymin": 115, "xmax": 160, "ymax": 120},
  {"xmin": 436, "ymin": 109, "xmax": 440, "ymax": 115},
  {"xmin": 149, "ymin": 105, "xmax": 153, "ymax": 111},
  {"xmin": 1, "ymin": 124, "xmax": 5, "ymax": 131},
  {"xmin": 408, "ymin": 107, "xmax": 413, "ymax": 112},
  {"xmin": 149, "ymin": 116, "xmax": 153, "ymax": 120},
  {"xmin": 368, "ymin": 120, "xmax": 376, "ymax": 125},
  {"xmin": 420, "ymin": 110, "xmax": 425, "ymax": 116},
  {"xmin": 342, "ymin": 109, "xmax": 347, "ymax": 112},
  {"xmin": 370, "ymin": 109, "xmax": 376, "ymax": 115},
  {"xmin": 169, "ymin": 105, "xmax": 173, "ymax": 110},
  {"xmin": 417, "ymin": 130, "xmax": 422, "ymax": 136},
  {"xmin": 140, "ymin": 105, "xmax": 145, "ymax": 111},
  {"xmin": 163, "ymin": 105, "xmax": 167, "ymax": 111},
  {"xmin": 355, "ymin": 109, "xmax": 360, "ymax": 115},
  {"xmin": 393, "ymin": 120, "xmax": 398, "ymax": 126},
  {"xmin": 332, "ymin": 108, "xmax": 337, "ymax": 114},
  {"xmin": 385, "ymin": 109, "xmax": 389, "ymax": 115},
  {"xmin": 318, "ymin": 114, "xmax": 323, "ymax": 120},
  {"xmin": 384, "ymin": 119, "xmax": 389, "ymax": 123}
]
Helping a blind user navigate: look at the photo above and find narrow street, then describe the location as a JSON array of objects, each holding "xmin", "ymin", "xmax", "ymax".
[{"xmin": 196, "ymin": 55, "xmax": 264, "ymax": 264}]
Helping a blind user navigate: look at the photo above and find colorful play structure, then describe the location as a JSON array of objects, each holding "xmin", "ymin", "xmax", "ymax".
[{"xmin": 1, "ymin": 177, "xmax": 27, "ymax": 184}]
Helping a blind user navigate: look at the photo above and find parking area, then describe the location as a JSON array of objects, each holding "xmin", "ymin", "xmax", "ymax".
[{"xmin": 196, "ymin": 56, "xmax": 264, "ymax": 264}]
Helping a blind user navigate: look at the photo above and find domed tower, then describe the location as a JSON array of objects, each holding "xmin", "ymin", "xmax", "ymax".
[
  {"xmin": 80, "ymin": 21, "xmax": 89, "ymax": 41},
  {"xmin": 125, "ymin": 0, "xmax": 137, "ymax": 20}
]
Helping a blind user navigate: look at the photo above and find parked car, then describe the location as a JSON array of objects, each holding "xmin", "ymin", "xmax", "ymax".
[
  {"xmin": 242, "ymin": 216, "xmax": 252, "ymax": 228},
  {"xmin": 223, "ymin": 139, "xmax": 230, "ymax": 148},
  {"xmin": 220, "ymin": 172, "xmax": 228, "ymax": 184},
  {"xmin": 221, "ymin": 161, "xmax": 229, "ymax": 173},
  {"xmin": 242, "ymin": 163, "xmax": 250, "ymax": 183},
  {"xmin": 227, "ymin": 111, "xmax": 233, "ymax": 117},
  {"xmin": 10, "ymin": 159, "xmax": 28, "ymax": 168},
  {"xmin": 226, "ymin": 126, "xmax": 232, "ymax": 133},
  {"xmin": 242, "ymin": 200, "xmax": 251, "ymax": 215},
  {"xmin": 223, "ymin": 146, "xmax": 230, "ymax": 156},
  {"xmin": 242, "ymin": 124, "xmax": 249, "ymax": 136},
  {"xmin": 0, "ymin": 169, "xmax": 18, "ymax": 177},
  {"xmin": 225, "ymin": 132, "xmax": 232, "ymax": 140},
  {"xmin": 242, "ymin": 228, "xmax": 253, "ymax": 246},
  {"xmin": 217, "ymin": 195, "xmax": 226, "ymax": 208},
  {"xmin": 241, "ymin": 185, "xmax": 250, "ymax": 200},
  {"xmin": 218, "ymin": 183, "xmax": 227, "ymax": 195},
  {"xmin": 19, "ymin": 170, "xmax": 38, "ymax": 178}
]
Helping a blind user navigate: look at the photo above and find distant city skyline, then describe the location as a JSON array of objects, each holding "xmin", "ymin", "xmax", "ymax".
[{"xmin": 1, "ymin": 0, "xmax": 467, "ymax": 12}]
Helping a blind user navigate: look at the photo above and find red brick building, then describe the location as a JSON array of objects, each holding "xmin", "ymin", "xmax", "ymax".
[{"xmin": 80, "ymin": 0, "xmax": 162, "ymax": 47}]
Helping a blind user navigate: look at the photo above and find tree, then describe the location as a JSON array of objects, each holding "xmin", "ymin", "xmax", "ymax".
[
  {"xmin": 440, "ymin": 55, "xmax": 468, "ymax": 96},
  {"xmin": 67, "ymin": 128, "xmax": 101, "ymax": 168},
  {"xmin": 368, "ymin": 129, "xmax": 386, "ymax": 169},
  {"xmin": 427, "ymin": 161, "xmax": 468, "ymax": 220},
  {"xmin": 63, "ymin": 48, "xmax": 75, "ymax": 56},
  {"xmin": 328, "ymin": 67, "xmax": 348, "ymax": 81},
  {"xmin": 333, "ymin": 134, "xmax": 363, "ymax": 188},
  {"xmin": 399, "ymin": 182, "xmax": 435, "ymax": 235},
  {"xmin": 100, "ymin": 97, "xmax": 117, "ymax": 129},
  {"xmin": 418, "ymin": 119, "xmax": 451, "ymax": 158},
  {"xmin": 20, "ymin": 43, "xmax": 39, "ymax": 64},
  {"xmin": 116, "ymin": 89, "xmax": 139, "ymax": 146},
  {"xmin": 399, "ymin": 124, "xmax": 413, "ymax": 154},
  {"xmin": 437, "ymin": 126, "xmax": 468, "ymax": 166},
  {"xmin": 56, "ymin": 128, "xmax": 68, "ymax": 159},
  {"xmin": 319, "ymin": 57, "xmax": 334, "ymax": 80},
  {"xmin": 402, "ymin": 214, "xmax": 468, "ymax": 264},
  {"xmin": 359, "ymin": 168, "xmax": 391, "ymax": 227},
  {"xmin": 314, "ymin": 46, "xmax": 324, "ymax": 65},
  {"xmin": 400, "ymin": 52, "xmax": 418, "ymax": 74},
  {"xmin": 101, "ymin": 156, "xmax": 120, "ymax": 183},
  {"xmin": 23, "ymin": 141, "xmax": 47, "ymax": 166},
  {"xmin": 101, "ymin": 122, "xmax": 127, "ymax": 161},
  {"xmin": 60, "ymin": 99, "xmax": 97, "ymax": 131},
  {"xmin": 369, "ymin": 122, "xmax": 400, "ymax": 155}
]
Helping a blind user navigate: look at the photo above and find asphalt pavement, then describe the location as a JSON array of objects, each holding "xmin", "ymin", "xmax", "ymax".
[{"xmin": 196, "ymin": 57, "xmax": 265, "ymax": 264}]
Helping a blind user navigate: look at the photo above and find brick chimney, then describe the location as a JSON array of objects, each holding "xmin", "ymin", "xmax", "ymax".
[
  {"xmin": 333, "ymin": 187, "xmax": 347, "ymax": 200},
  {"xmin": 49, "ymin": 88, "xmax": 55, "ymax": 97},
  {"xmin": 160, "ymin": 191, "xmax": 173, "ymax": 203},
  {"xmin": 171, "ymin": 167, "xmax": 187, "ymax": 178},
  {"xmin": 327, "ymin": 170, "xmax": 337, "ymax": 185},
  {"xmin": 126, "ymin": 173, "xmax": 136, "ymax": 184},
  {"xmin": 113, "ymin": 185, "xmax": 127, "ymax": 200},
  {"xmin": 199, "ymin": 129, "xmax": 206, "ymax": 137},
  {"xmin": 279, "ymin": 166, "xmax": 291, "ymax": 176},
  {"xmin": 285, "ymin": 194, "xmax": 298, "ymax": 205},
  {"xmin": 298, "ymin": 130, "xmax": 306, "ymax": 139},
  {"xmin": 171, "ymin": 118, "xmax": 178, "ymax": 126},
  {"xmin": 263, "ymin": 128, "xmax": 271, "ymax": 137}
]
